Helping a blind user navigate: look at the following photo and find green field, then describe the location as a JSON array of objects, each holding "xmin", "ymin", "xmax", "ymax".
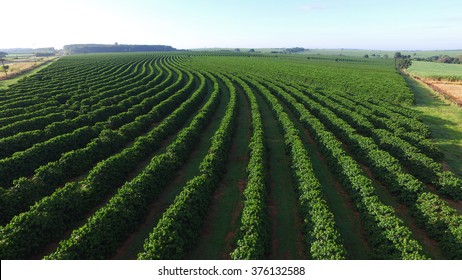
[
  {"xmin": 0, "ymin": 52, "xmax": 461, "ymax": 260},
  {"xmin": 304, "ymin": 49, "xmax": 462, "ymax": 59},
  {"xmin": 407, "ymin": 61, "xmax": 462, "ymax": 81},
  {"xmin": 194, "ymin": 48, "xmax": 462, "ymax": 59},
  {"xmin": 0, "ymin": 57, "xmax": 58, "ymax": 90}
]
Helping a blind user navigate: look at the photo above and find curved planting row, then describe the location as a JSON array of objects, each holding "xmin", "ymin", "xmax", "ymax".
[
  {"xmin": 0, "ymin": 57, "xmax": 160, "ymax": 141},
  {"xmin": 71, "ymin": 58, "xmax": 160, "ymax": 109},
  {"xmin": 230, "ymin": 76, "xmax": 268, "ymax": 260},
  {"xmin": 0, "ymin": 111, "xmax": 77, "ymax": 139},
  {"xmin": 0, "ymin": 126, "xmax": 100, "ymax": 187},
  {"xmin": 8, "ymin": 55, "xmax": 147, "ymax": 97},
  {"xmin": 248, "ymin": 77, "xmax": 346, "ymax": 259},
  {"xmin": 289, "ymin": 83, "xmax": 462, "ymax": 201},
  {"xmin": 0, "ymin": 58, "xmax": 196, "ymax": 225},
  {"xmin": 0, "ymin": 106, "xmax": 63, "ymax": 127},
  {"xmin": 84, "ymin": 58, "xmax": 153, "ymax": 96},
  {"xmin": 278, "ymin": 80, "xmax": 462, "ymax": 259},
  {"xmin": 46, "ymin": 71, "xmax": 216, "ymax": 259},
  {"xmin": 0, "ymin": 77, "xmax": 183, "ymax": 186},
  {"xmin": 0, "ymin": 58, "xmax": 204, "ymax": 259},
  {"xmin": 360, "ymin": 97, "xmax": 431, "ymax": 137},
  {"xmin": 0, "ymin": 101, "xmax": 59, "ymax": 119},
  {"xmin": 0, "ymin": 58, "xmax": 164, "ymax": 159},
  {"xmin": 324, "ymin": 91, "xmax": 442, "ymax": 161},
  {"xmin": 0, "ymin": 56, "xmax": 146, "ymax": 110},
  {"xmin": 368, "ymin": 99, "xmax": 420, "ymax": 120},
  {"xmin": 138, "ymin": 73, "xmax": 237, "ymax": 260},
  {"xmin": 0, "ymin": 57, "xmax": 181, "ymax": 177},
  {"xmin": 0, "ymin": 56, "xmax": 155, "ymax": 120},
  {"xmin": 5, "ymin": 56, "xmax": 118, "ymax": 95},
  {"xmin": 414, "ymin": 192, "xmax": 462, "ymax": 259},
  {"xmin": 260, "ymin": 77, "xmax": 427, "ymax": 259},
  {"xmin": 0, "ymin": 53, "xmax": 460, "ymax": 260}
]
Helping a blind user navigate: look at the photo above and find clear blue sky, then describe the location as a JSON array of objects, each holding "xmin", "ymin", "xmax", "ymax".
[{"xmin": 3, "ymin": 0, "xmax": 462, "ymax": 50}]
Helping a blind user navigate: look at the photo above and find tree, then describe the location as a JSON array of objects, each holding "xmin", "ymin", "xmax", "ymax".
[
  {"xmin": 1, "ymin": 62, "xmax": 9, "ymax": 77},
  {"xmin": 394, "ymin": 52, "xmax": 412, "ymax": 69},
  {"xmin": 364, "ymin": 54, "xmax": 369, "ymax": 58},
  {"xmin": 397, "ymin": 58, "xmax": 412, "ymax": 69},
  {"xmin": 0, "ymin": 52, "xmax": 9, "ymax": 77},
  {"xmin": 249, "ymin": 49, "xmax": 255, "ymax": 52},
  {"xmin": 234, "ymin": 48, "xmax": 241, "ymax": 52}
]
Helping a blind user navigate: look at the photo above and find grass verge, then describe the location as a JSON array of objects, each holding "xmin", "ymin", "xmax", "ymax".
[{"xmin": 404, "ymin": 74, "xmax": 462, "ymax": 177}]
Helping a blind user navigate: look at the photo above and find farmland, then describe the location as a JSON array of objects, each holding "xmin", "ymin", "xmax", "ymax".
[
  {"xmin": 407, "ymin": 61, "xmax": 462, "ymax": 81},
  {"xmin": 405, "ymin": 61, "xmax": 462, "ymax": 107},
  {"xmin": 0, "ymin": 54, "xmax": 58, "ymax": 89},
  {"xmin": 0, "ymin": 52, "xmax": 461, "ymax": 260}
]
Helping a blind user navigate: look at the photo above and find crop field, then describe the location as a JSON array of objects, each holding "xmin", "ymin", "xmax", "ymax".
[
  {"xmin": 0, "ymin": 52, "xmax": 461, "ymax": 260},
  {"xmin": 407, "ymin": 61, "xmax": 462, "ymax": 81},
  {"xmin": 406, "ymin": 61, "xmax": 462, "ymax": 106},
  {"xmin": 0, "ymin": 56, "xmax": 57, "ymax": 89},
  {"xmin": 303, "ymin": 49, "xmax": 461, "ymax": 59}
]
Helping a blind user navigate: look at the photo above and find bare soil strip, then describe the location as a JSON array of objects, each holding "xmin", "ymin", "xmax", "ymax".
[{"xmin": 412, "ymin": 75, "xmax": 462, "ymax": 106}]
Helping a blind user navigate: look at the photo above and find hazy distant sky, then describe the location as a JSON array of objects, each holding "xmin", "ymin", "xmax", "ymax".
[{"xmin": 2, "ymin": 0, "xmax": 461, "ymax": 50}]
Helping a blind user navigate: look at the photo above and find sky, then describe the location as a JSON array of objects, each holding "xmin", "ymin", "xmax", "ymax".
[{"xmin": 2, "ymin": 0, "xmax": 462, "ymax": 50}]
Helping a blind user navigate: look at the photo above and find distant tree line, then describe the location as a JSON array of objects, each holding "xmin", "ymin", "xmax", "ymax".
[
  {"xmin": 414, "ymin": 55, "xmax": 461, "ymax": 64},
  {"xmin": 35, "ymin": 53, "xmax": 55, "ymax": 57},
  {"xmin": 63, "ymin": 44, "xmax": 176, "ymax": 54},
  {"xmin": 0, "ymin": 52, "xmax": 8, "ymax": 77},
  {"xmin": 285, "ymin": 47, "xmax": 306, "ymax": 53},
  {"xmin": 368, "ymin": 53, "xmax": 388, "ymax": 58},
  {"xmin": 269, "ymin": 47, "xmax": 306, "ymax": 54}
]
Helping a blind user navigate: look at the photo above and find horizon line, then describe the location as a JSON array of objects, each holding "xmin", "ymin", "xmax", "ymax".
[{"xmin": 1, "ymin": 45, "xmax": 462, "ymax": 52}]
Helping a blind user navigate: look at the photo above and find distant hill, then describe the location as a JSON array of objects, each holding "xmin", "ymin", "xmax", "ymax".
[{"xmin": 63, "ymin": 44, "xmax": 176, "ymax": 54}]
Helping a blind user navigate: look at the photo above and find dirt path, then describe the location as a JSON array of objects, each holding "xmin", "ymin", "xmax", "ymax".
[
  {"xmin": 0, "ymin": 56, "xmax": 58, "ymax": 83},
  {"xmin": 412, "ymin": 75, "xmax": 462, "ymax": 106}
]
